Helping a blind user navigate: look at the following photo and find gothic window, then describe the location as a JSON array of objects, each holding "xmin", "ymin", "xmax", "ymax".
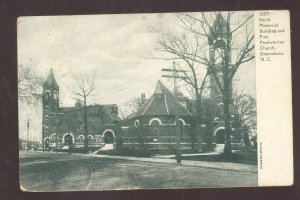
[{"xmin": 44, "ymin": 126, "xmax": 49, "ymax": 132}]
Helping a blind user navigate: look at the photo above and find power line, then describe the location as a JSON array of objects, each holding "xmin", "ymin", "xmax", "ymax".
[{"xmin": 95, "ymin": 71, "xmax": 161, "ymax": 101}]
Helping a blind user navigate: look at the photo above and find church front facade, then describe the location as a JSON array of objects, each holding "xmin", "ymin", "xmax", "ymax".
[{"xmin": 42, "ymin": 69, "xmax": 121, "ymax": 151}]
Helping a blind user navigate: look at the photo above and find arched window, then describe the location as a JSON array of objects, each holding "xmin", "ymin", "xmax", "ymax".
[
  {"xmin": 179, "ymin": 118, "xmax": 186, "ymax": 126},
  {"xmin": 150, "ymin": 118, "xmax": 161, "ymax": 137},
  {"xmin": 53, "ymin": 91, "xmax": 57, "ymax": 99},
  {"xmin": 178, "ymin": 119, "xmax": 184, "ymax": 135},
  {"xmin": 218, "ymin": 72, "xmax": 223, "ymax": 79},
  {"xmin": 45, "ymin": 115, "xmax": 49, "ymax": 121},
  {"xmin": 50, "ymin": 133, "xmax": 56, "ymax": 142},
  {"xmin": 149, "ymin": 118, "xmax": 162, "ymax": 125},
  {"xmin": 45, "ymin": 90, "xmax": 51, "ymax": 99},
  {"xmin": 78, "ymin": 135, "xmax": 85, "ymax": 143},
  {"xmin": 134, "ymin": 119, "xmax": 140, "ymax": 128},
  {"xmin": 87, "ymin": 135, "xmax": 94, "ymax": 144},
  {"xmin": 44, "ymin": 126, "xmax": 49, "ymax": 132}
]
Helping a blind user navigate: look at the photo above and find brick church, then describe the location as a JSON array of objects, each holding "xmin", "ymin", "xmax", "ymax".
[
  {"xmin": 41, "ymin": 13, "xmax": 240, "ymax": 153},
  {"xmin": 42, "ymin": 69, "xmax": 121, "ymax": 151}
]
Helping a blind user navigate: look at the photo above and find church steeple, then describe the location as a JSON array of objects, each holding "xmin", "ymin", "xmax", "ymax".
[
  {"xmin": 42, "ymin": 69, "xmax": 60, "ymax": 150},
  {"xmin": 208, "ymin": 13, "xmax": 232, "ymax": 105},
  {"xmin": 43, "ymin": 68, "xmax": 59, "ymax": 90}
]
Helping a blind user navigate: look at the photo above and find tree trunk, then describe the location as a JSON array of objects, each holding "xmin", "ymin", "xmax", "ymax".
[
  {"xmin": 223, "ymin": 96, "xmax": 232, "ymax": 155},
  {"xmin": 223, "ymin": 37, "xmax": 233, "ymax": 155},
  {"xmin": 83, "ymin": 96, "xmax": 88, "ymax": 152},
  {"xmin": 195, "ymin": 92, "xmax": 203, "ymax": 151}
]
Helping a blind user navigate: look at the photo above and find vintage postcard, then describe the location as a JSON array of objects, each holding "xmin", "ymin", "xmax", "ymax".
[{"xmin": 18, "ymin": 10, "xmax": 292, "ymax": 191}]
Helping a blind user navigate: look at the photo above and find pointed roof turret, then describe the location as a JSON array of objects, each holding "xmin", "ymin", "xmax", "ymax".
[
  {"xmin": 43, "ymin": 68, "xmax": 59, "ymax": 89},
  {"xmin": 208, "ymin": 13, "xmax": 232, "ymax": 46},
  {"xmin": 154, "ymin": 80, "xmax": 164, "ymax": 95},
  {"xmin": 131, "ymin": 81, "xmax": 192, "ymax": 118}
]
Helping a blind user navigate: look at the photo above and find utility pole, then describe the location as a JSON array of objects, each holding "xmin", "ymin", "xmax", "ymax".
[
  {"xmin": 26, "ymin": 114, "xmax": 30, "ymax": 151},
  {"xmin": 161, "ymin": 61, "xmax": 186, "ymax": 164},
  {"xmin": 67, "ymin": 112, "xmax": 71, "ymax": 154},
  {"xmin": 162, "ymin": 61, "xmax": 187, "ymax": 96}
]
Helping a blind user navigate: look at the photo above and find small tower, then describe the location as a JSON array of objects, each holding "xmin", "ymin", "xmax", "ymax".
[
  {"xmin": 42, "ymin": 68, "xmax": 60, "ymax": 150},
  {"xmin": 208, "ymin": 13, "xmax": 232, "ymax": 105}
]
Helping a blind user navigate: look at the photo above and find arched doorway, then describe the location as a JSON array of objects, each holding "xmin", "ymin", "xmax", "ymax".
[
  {"xmin": 216, "ymin": 129, "xmax": 225, "ymax": 144},
  {"xmin": 213, "ymin": 127, "xmax": 225, "ymax": 153},
  {"xmin": 104, "ymin": 132, "xmax": 114, "ymax": 144},
  {"xmin": 101, "ymin": 129, "xmax": 116, "ymax": 150},
  {"xmin": 63, "ymin": 134, "xmax": 74, "ymax": 145},
  {"xmin": 102, "ymin": 129, "xmax": 116, "ymax": 144}
]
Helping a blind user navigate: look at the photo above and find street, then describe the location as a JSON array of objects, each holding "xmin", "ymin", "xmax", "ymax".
[{"xmin": 19, "ymin": 151, "xmax": 258, "ymax": 191}]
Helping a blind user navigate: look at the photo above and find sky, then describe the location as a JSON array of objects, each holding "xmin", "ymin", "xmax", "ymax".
[{"xmin": 17, "ymin": 12, "xmax": 255, "ymax": 141}]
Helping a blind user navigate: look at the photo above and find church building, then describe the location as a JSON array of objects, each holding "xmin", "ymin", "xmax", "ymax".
[
  {"xmin": 119, "ymin": 80, "xmax": 197, "ymax": 153},
  {"xmin": 42, "ymin": 69, "xmax": 121, "ymax": 151}
]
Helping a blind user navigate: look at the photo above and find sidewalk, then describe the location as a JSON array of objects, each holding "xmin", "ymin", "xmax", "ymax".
[
  {"xmin": 23, "ymin": 150, "xmax": 257, "ymax": 173},
  {"xmin": 84, "ymin": 153, "xmax": 257, "ymax": 173}
]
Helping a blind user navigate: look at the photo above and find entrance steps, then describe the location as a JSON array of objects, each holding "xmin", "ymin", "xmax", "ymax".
[{"xmin": 215, "ymin": 144, "xmax": 225, "ymax": 153}]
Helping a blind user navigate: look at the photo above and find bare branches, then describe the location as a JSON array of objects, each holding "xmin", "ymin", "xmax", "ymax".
[
  {"xmin": 18, "ymin": 64, "xmax": 44, "ymax": 106},
  {"xmin": 232, "ymin": 89, "xmax": 257, "ymax": 133},
  {"xmin": 71, "ymin": 71, "xmax": 97, "ymax": 99}
]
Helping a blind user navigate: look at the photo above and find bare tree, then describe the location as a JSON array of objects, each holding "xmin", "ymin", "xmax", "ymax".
[
  {"xmin": 18, "ymin": 64, "xmax": 43, "ymax": 106},
  {"xmin": 153, "ymin": 12, "xmax": 254, "ymax": 154},
  {"xmin": 71, "ymin": 71, "xmax": 97, "ymax": 152},
  {"xmin": 124, "ymin": 96, "xmax": 144, "ymax": 113},
  {"xmin": 152, "ymin": 29, "xmax": 211, "ymax": 148},
  {"xmin": 176, "ymin": 12, "xmax": 255, "ymax": 155},
  {"xmin": 232, "ymin": 89, "xmax": 256, "ymax": 147}
]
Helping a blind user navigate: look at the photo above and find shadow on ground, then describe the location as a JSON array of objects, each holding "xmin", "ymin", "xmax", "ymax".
[{"xmin": 182, "ymin": 149, "xmax": 257, "ymax": 165}]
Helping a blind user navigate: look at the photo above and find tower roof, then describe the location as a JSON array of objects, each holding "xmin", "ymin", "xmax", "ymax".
[
  {"xmin": 130, "ymin": 80, "xmax": 192, "ymax": 118},
  {"xmin": 43, "ymin": 68, "xmax": 59, "ymax": 89},
  {"xmin": 208, "ymin": 13, "xmax": 232, "ymax": 45}
]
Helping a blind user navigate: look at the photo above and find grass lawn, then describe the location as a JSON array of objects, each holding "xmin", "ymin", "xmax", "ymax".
[{"xmin": 182, "ymin": 149, "xmax": 257, "ymax": 165}]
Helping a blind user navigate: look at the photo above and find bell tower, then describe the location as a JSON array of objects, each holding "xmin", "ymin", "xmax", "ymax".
[
  {"xmin": 42, "ymin": 68, "xmax": 60, "ymax": 150},
  {"xmin": 208, "ymin": 13, "xmax": 232, "ymax": 106}
]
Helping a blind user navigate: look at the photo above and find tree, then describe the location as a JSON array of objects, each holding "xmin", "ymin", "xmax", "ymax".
[
  {"xmin": 152, "ymin": 28, "xmax": 211, "ymax": 152},
  {"xmin": 71, "ymin": 71, "xmax": 97, "ymax": 152},
  {"xmin": 179, "ymin": 11, "xmax": 254, "ymax": 154},
  {"xmin": 232, "ymin": 89, "xmax": 256, "ymax": 147},
  {"xmin": 154, "ymin": 12, "xmax": 255, "ymax": 155},
  {"xmin": 18, "ymin": 64, "xmax": 43, "ymax": 106}
]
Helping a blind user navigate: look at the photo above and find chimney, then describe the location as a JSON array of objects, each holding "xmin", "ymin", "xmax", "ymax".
[
  {"xmin": 112, "ymin": 104, "xmax": 118, "ymax": 115},
  {"xmin": 141, "ymin": 93, "xmax": 146, "ymax": 105}
]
